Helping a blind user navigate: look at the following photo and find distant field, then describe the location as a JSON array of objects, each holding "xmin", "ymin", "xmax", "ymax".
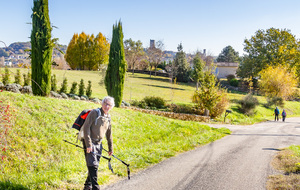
[
  {"xmin": 3, "ymin": 68, "xmax": 196, "ymax": 104},
  {"xmin": 2, "ymin": 67, "xmax": 300, "ymax": 124}
]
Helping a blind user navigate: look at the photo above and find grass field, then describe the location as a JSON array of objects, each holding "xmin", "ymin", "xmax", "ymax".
[
  {"xmin": 3, "ymin": 68, "xmax": 196, "ymax": 104},
  {"xmin": 3, "ymin": 68, "xmax": 300, "ymax": 124},
  {"xmin": 0, "ymin": 91, "xmax": 230, "ymax": 189},
  {"xmin": 1, "ymin": 67, "xmax": 300, "ymax": 189}
]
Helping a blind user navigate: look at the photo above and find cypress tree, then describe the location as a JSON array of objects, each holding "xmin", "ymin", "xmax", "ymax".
[
  {"xmin": 14, "ymin": 69, "xmax": 22, "ymax": 85},
  {"xmin": 59, "ymin": 78, "xmax": 68, "ymax": 94},
  {"xmin": 69, "ymin": 82, "xmax": 78, "ymax": 95},
  {"xmin": 86, "ymin": 80, "xmax": 92, "ymax": 98},
  {"xmin": 78, "ymin": 79, "xmax": 85, "ymax": 96},
  {"xmin": 51, "ymin": 74, "xmax": 57, "ymax": 92},
  {"xmin": 2, "ymin": 67, "xmax": 10, "ymax": 85},
  {"xmin": 31, "ymin": 0, "xmax": 53, "ymax": 96},
  {"xmin": 105, "ymin": 21, "xmax": 127, "ymax": 107}
]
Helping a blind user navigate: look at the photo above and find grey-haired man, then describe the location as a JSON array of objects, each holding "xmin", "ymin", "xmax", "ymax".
[{"xmin": 82, "ymin": 96, "xmax": 114, "ymax": 190}]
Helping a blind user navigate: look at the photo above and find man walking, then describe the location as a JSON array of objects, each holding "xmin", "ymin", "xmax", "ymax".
[
  {"xmin": 274, "ymin": 107, "xmax": 280, "ymax": 121},
  {"xmin": 81, "ymin": 96, "xmax": 114, "ymax": 190}
]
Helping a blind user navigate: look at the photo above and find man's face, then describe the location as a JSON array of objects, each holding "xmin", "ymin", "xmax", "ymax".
[{"xmin": 102, "ymin": 100, "xmax": 113, "ymax": 114}]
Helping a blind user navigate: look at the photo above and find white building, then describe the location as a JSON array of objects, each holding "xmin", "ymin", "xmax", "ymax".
[{"xmin": 214, "ymin": 62, "xmax": 239, "ymax": 78}]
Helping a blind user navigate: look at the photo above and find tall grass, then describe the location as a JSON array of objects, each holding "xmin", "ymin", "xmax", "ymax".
[{"xmin": 0, "ymin": 91, "xmax": 230, "ymax": 189}]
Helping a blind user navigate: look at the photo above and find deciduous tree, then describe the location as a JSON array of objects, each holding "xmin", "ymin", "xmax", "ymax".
[
  {"xmin": 65, "ymin": 32, "xmax": 109, "ymax": 70},
  {"xmin": 238, "ymin": 28, "xmax": 300, "ymax": 80},
  {"xmin": 146, "ymin": 40, "xmax": 164, "ymax": 77},
  {"xmin": 124, "ymin": 38, "xmax": 144, "ymax": 75},
  {"xmin": 259, "ymin": 65, "xmax": 297, "ymax": 100},
  {"xmin": 192, "ymin": 68, "xmax": 228, "ymax": 118}
]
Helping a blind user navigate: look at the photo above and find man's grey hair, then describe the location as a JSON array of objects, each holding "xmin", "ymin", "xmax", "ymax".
[{"xmin": 102, "ymin": 96, "xmax": 115, "ymax": 108}]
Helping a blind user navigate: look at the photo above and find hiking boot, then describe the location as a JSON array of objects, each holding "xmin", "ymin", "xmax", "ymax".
[{"xmin": 83, "ymin": 185, "xmax": 92, "ymax": 190}]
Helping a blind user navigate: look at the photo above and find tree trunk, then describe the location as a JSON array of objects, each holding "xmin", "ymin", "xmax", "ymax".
[{"xmin": 204, "ymin": 109, "xmax": 209, "ymax": 116}]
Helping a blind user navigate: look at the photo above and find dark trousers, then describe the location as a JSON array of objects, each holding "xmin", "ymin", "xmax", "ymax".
[
  {"xmin": 275, "ymin": 114, "xmax": 279, "ymax": 121},
  {"xmin": 84, "ymin": 166, "xmax": 100, "ymax": 190},
  {"xmin": 83, "ymin": 141, "xmax": 102, "ymax": 190},
  {"xmin": 282, "ymin": 116, "xmax": 286, "ymax": 122}
]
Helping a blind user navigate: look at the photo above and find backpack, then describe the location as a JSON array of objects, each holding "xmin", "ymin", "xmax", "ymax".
[
  {"xmin": 72, "ymin": 108, "xmax": 101, "ymax": 130},
  {"xmin": 72, "ymin": 108, "xmax": 101, "ymax": 141}
]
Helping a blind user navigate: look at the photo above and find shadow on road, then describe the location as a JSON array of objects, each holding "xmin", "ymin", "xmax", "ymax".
[
  {"xmin": 231, "ymin": 133, "xmax": 300, "ymax": 137},
  {"xmin": 262, "ymin": 148, "xmax": 282, "ymax": 151}
]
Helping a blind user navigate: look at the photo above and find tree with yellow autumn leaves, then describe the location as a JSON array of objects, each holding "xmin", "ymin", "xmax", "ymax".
[
  {"xmin": 64, "ymin": 32, "xmax": 109, "ymax": 70},
  {"xmin": 259, "ymin": 65, "xmax": 297, "ymax": 100}
]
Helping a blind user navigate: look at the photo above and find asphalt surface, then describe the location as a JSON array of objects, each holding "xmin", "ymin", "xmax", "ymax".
[{"xmin": 103, "ymin": 117, "xmax": 300, "ymax": 190}]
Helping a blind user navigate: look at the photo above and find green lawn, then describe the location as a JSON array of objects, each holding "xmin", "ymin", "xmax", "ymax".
[
  {"xmin": 0, "ymin": 91, "xmax": 230, "ymax": 189},
  {"xmin": 1, "ymin": 68, "xmax": 300, "ymax": 189},
  {"xmin": 3, "ymin": 68, "xmax": 196, "ymax": 104}
]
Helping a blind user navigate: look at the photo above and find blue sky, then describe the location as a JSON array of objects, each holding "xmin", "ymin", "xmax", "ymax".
[{"xmin": 1, "ymin": 0, "xmax": 300, "ymax": 56}]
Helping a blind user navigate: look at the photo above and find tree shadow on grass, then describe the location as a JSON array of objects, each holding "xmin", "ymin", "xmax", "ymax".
[
  {"xmin": 143, "ymin": 84, "xmax": 185, "ymax": 91},
  {"xmin": 134, "ymin": 76, "xmax": 170, "ymax": 83},
  {"xmin": 230, "ymin": 98, "xmax": 240, "ymax": 103},
  {"xmin": 0, "ymin": 181, "xmax": 30, "ymax": 190}
]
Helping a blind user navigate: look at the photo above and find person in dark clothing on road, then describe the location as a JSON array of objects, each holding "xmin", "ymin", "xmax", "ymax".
[
  {"xmin": 274, "ymin": 107, "xmax": 280, "ymax": 121},
  {"xmin": 81, "ymin": 96, "xmax": 114, "ymax": 190},
  {"xmin": 282, "ymin": 109, "xmax": 287, "ymax": 122}
]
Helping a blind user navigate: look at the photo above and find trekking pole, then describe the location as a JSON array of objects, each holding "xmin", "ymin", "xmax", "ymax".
[
  {"xmin": 102, "ymin": 147, "xmax": 130, "ymax": 180},
  {"xmin": 63, "ymin": 140, "xmax": 114, "ymax": 173}
]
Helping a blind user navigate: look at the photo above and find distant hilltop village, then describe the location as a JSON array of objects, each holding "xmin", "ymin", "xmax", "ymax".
[
  {"xmin": 0, "ymin": 42, "xmax": 67, "ymax": 67},
  {"xmin": 0, "ymin": 40, "xmax": 236, "ymax": 79},
  {"xmin": 0, "ymin": 40, "xmax": 205, "ymax": 67}
]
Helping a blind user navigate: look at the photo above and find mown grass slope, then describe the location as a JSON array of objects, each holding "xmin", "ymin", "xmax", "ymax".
[
  {"xmin": 0, "ymin": 91, "xmax": 230, "ymax": 189},
  {"xmin": 4, "ymin": 68, "xmax": 300, "ymax": 125}
]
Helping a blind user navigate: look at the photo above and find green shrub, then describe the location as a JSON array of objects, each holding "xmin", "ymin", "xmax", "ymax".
[
  {"xmin": 168, "ymin": 104, "xmax": 201, "ymax": 115},
  {"xmin": 143, "ymin": 96, "xmax": 166, "ymax": 109},
  {"xmin": 266, "ymin": 96, "xmax": 284, "ymax": 108},
  {"xmin": 239, "ymin": 93, "xmax": 259, "ymax": 115},
  {"xmin": 287, "ymin": 89, "xmax": 300, "ymax": 101},
  {"xmin": 229, "ymin": 78, "xmax": 239, "ymax": 87},
  {"xmin": 226, "ymin": 74, "xmax": 235, "ymax": 82},
  {"xmin": 69, "ymin": 82, "xmax": 78, "ymax": 94},
  {"xmin": 59, "ymin": 78, "xmax": 68, "ymax": 94},
  {"xmin": 51, "ymin": 74, "xmax": 57, "ymax": 92},
  {"xmin": 131, "ymin": 96, "xmax": 166, "ymax": 109},
  {"xmin": 14, "ymin": 69, "xmax": 22, "ymax": 85},
  {"xmin": 23, "ymin": 71, "xmax": 31, "ymax": 86},
  {"xmin": 210, "ymin": 94, "xmax": 230, "ymax": 118},
  {"xmin": 130, "ymin": 100, "xmax": 140, "ymax": 107},
  {"xmin": 78, "ymin": 79, "xmax": 85, "ymax": 96},
  {"xmin": 86, "ymin": 80, "xmax": 92, "ymax": 98},
  {"xmin": 2, "ymin": 67, "xmax": 10, "ymax": 85}
]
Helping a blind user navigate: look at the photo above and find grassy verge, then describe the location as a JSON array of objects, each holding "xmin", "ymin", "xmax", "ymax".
[
  {"xmin": 216, "ymin": 92, "xmax": 300, "ymax": 124},
  {"xmin": 267, "ymin": 145, "xmax": 300, "ymax": 190},
  {"xmin": 0, "ymin": 91, "xmax": 230, "ymax": 189}
]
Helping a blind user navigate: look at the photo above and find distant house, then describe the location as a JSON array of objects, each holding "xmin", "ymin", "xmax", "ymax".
[{"xmin": 214, "ymin": 62, "xmax": 239, "ymax": 78}]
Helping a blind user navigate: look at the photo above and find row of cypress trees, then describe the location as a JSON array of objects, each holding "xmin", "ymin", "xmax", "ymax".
[{"xmin": 30, "ymin": 0, "xmax": 126, "ymax": 107}]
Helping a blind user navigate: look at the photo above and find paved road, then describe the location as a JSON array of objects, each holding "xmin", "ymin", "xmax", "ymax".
[{"xmin": 103, "ymin": 118, "xmax": 300, "ymax": 190}]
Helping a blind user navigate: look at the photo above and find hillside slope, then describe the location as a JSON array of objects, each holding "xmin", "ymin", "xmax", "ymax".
[{"xmin": 0, "ymin": 91, "xmax": 230, "ymax": 189}]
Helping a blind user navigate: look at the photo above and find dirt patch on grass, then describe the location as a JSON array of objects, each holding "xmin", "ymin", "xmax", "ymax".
[{"xmin": 267, "ymin": 149, "xmax": 300, "ymax": 190}]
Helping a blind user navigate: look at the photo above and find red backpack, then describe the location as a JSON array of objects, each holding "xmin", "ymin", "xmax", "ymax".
[{"xmin": 72, "ymin": 108, "xmax": 101, "ymax": 131}]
